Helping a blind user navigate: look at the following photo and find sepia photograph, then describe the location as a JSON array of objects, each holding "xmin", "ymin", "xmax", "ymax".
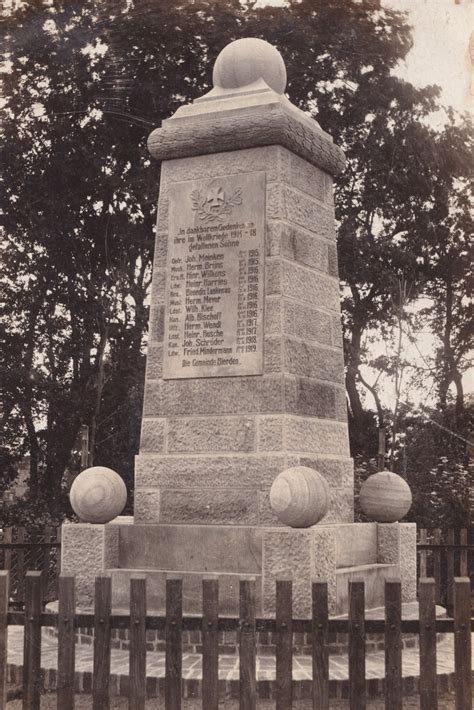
[{"xmin": 1, "ymin": 0, "xmax": 472, "ymax": 707}]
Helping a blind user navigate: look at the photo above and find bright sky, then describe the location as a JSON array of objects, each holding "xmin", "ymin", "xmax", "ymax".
[
  {"xmin": 256, "ymin": 0, "xmax": 473, "ymax": 115},
  {"xmin": 387, "ymin": 0, "xmax": 473, "ymax": 116}
]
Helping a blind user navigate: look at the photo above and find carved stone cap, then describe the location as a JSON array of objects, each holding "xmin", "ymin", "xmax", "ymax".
[{"xmin": 148, "ymin": 38, "xmax": 345, "ymax": 177}]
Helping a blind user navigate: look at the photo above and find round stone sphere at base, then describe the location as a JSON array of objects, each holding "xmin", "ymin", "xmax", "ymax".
[
  {"xmin": 359, "ymin": 470, "xmax": 412, "ymax": 523},
  {"xmin": 70, "ymin": 466, "xmax": 127, "ymax": 524},
  {"xmin": 270, "ymin": 466, "xmax": 329, "ymax": 528}
]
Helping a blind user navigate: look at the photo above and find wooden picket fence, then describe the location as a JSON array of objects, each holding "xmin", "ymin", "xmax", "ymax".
[
  {"xmin": 0, "ymin": 572, "xmax": 472, "ymax": 710},
  {"xmin": 417, "ymin": 527, "xmax": 472, "ymax": 613},
  {"xmin": 0, "ymin": 526, "xmax": 61, "ymax": 606}
]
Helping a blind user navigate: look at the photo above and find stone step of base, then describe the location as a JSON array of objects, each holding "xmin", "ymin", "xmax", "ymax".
[
  {"xmin": 335, "ymin": 563, "xmax": 400, "ymax": 615},
  {"xmin": 109, "ymin": 568, "xmax": 263, "ymax": 616}
]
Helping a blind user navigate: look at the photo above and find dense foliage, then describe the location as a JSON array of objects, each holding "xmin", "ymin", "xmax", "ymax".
[{"xmin": 1, "ymin": 0, "xmax": 472, "ymax": 525}]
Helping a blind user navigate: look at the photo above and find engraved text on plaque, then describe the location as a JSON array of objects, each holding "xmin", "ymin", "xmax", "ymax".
[{"xmin": 163, "ymin": 172, "xmax": 265, "ymax": 379}]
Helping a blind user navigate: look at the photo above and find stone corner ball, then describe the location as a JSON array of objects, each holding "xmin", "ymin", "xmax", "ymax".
[
  {"xmin": 212, "ymin": 37, "xmax": 287, "ymax": 94},
  {"xmin": 270, "ymin": 466, "xmax": 329, "ymax": 528},
  {"xmin": 69, "ymin": 466, "xmax": 127, "ymax": 524},
  {"xmin": 359, "ymin": 470, "xmax": 412, "ymax": 523}
]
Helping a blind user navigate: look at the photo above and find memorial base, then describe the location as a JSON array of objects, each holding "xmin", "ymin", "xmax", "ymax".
[{"xmin": 61, "ymin": 520, "xmax": 416, "ymax": 616}]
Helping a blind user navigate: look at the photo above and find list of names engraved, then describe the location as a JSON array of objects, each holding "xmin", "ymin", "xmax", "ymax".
[{"xmin": 163, "ymin": 172, "xmax": 265, "ymax": 379}]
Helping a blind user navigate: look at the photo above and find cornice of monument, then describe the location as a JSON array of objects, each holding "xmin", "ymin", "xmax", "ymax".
[{"xmin": 147, "ymin": 38, "xmax": 345, "ymax": 177}]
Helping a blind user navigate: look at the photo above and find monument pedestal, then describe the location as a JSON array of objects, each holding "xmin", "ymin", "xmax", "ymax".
[
  {"xmin": 61, "ymin": 38, "xmax": 416, "ymax": 617},
  {"xmin": 62, "ymin": 520, "xmax": 416, "ymax": 617}
]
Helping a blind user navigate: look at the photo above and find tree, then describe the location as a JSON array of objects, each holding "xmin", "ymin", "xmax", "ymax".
[{"xmin": 1, "ymin": 0, "xmax": 472, "ymax": 515}]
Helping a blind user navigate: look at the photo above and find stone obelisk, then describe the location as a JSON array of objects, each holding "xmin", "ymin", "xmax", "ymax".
[{"xmin": 61, "ymin": 38, "xmax": 416, "ymax": 616}]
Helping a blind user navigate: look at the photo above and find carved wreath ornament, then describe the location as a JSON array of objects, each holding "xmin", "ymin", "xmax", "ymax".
[{"xmin": 191, "ymin": 185, "xmax": 243, "ymax": 222}]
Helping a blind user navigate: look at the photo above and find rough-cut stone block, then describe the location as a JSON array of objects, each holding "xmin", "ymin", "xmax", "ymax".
[
  {"xmin": 266, "ymin": 222, "xmax": 282, "ymax": 256},
  {"xmin": 376, "ymin": 523, "xmax": 417, "ymax": 601},
  {"xmin": 263, "ymin": 529, "xmax": 313, "ymax": 617},
  {"xmin": 328, "ymin": 243, "xmax": 338, "ymax": 278},
  {"xmin": 161, "ymin": 145, "xmax": 285, "ymax": 188},
  {"xmin": 140, "ymin": 419, "xmax": 165, "ymax": 453},
  {"xmin": 267, "ymin": 185, "xmax": 336, "ymax": 241},
  {"xmin": 284, "ymin": 377, "xmax": 336, "ymax": 419},
  {"xmin": 285, "ymin": 339, "xmax": 345, "ymax": 383},
  {"xmin": 282, "ymin": 261, "xmax": 340, "ymax": 312},
  {"xmin": 61, "ymin": 523, "xmax": 119, "ymax": 606},
  {"xmin": 288, "ymin": 154, "xmax": 329, "ymax": 202},
  {"xmin": 134, "ymin": 453, "xmax": 298, "ymax": 489},
  {"xmin": 286, "ymin": 416, "xmax": 350, "ymax": 456},
  {"xmin": 148, "ymin": 306, "xmax": 164, "ymax": 342},
  {"xmin": 149, "ymin": 102, "xmax": 345, "ymax": 176},
  {"xmin": 281, "ymin": 223, "xmax": 329, "ymax": 273},
  {"xmin": 145, "ymin": 343, "xmax": 163, "ymax": 380},
  {"xmin": 335, "ymin": 387, "xmax": 348, "ymax": 422},
  {"xmin": 152, "ymin": 232, "xmax": 167, "ymax": 270},
  {"xmin": 257, "ymin": 416, "xmax": 284, "ymax": 451},
  {"xmin": 167, "ymin": 416, "xmax": 256, "ymax": 453},
  {"xmin": 149, "ymin": 269, "xmax": 166, "ymax": 303},
  {"xmin": 265, "ymin": 258, "xmax": 281, "ymax": 294},
  {"xmin": 400, "ymin": 523, "xmax": 417, "ymax": 602},
  {"xmin": 118, "ymin": 524, "xmax": 264, "ymax": 574},
  {"xmin": 159, "ymin": 488, "xmax": 259, "ymax": 525},
  {"xmin": 311, "ymin": 526, "xmax": 337, "ymax": 615},
  {"xmin": 156, "ymin": 198, "xmax": 169, "ymax": 232},
  {"xmin": 142, "ymin": 376, "xmax": 284, "ymax": 418},
  {"xmin": 377, "ymin": 523, "xmax": 400, "ymax": 565},
  {"xmin": 258, "ymin": 491, "xmax": 283, "ymax": 526},
  {"xmin": 265, "ymin": 297, "xmax": 281, "ymax": 334},
  {"xmin": 264, "ymin": 337, "xmax": 283, "ymax": 373},
  {"xmin": 332, "ymin": 314, "xmax": 344, "ymax": 348},
  {"xmin": 282, "ymin": 301, "xmax": 332, "ymax": 346},
  {"xmin": 298, "ymin": 456, "xmax": 354, "ymax": 488},
  {"xmin": 324, "ymin": 487, "xmax": 354, "ymax": 524},
  {"xmin": 134, "ymin": 489, "xmax": 160, "ymax": 524}
]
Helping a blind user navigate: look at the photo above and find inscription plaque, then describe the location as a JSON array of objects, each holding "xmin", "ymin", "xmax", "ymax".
[{"xmin": 163, "ymin": 172, "xmax": 266, "ymax": 379}]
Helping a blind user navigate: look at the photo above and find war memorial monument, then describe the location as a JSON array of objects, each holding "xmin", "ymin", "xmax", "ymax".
[{"xmin": 61, "ymin": 38, "xmax": 416, "ymax": 618}]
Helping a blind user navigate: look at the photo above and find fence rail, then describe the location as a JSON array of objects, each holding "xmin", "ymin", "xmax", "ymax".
[{"xmin": 0, "ymin": 571, "xmax": 472, "ymax": 710}]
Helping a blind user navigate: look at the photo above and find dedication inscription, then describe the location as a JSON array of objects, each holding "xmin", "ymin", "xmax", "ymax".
[{"xmin": 163, "ymin": 172, "xmax": 266, "ymax": 379}]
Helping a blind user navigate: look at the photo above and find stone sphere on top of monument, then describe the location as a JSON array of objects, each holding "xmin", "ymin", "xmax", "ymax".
[{"xmin": 212, "ymin": 38, "xmax": 287, "ymax": 94}]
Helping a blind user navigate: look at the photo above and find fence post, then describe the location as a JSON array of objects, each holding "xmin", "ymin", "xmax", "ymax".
[
  {"xmin": 446, "ymin": 529, "xmax": 455, "ymax": 616},
  {"xmin": 165, "ymin": 577, "xmax": 182, "ymax": 710},
  {"xmin": 275, "ymin": 579, "xmax": 292, "ymax": 710},
  {"xmin": 239, "ymin": 578, "xmax": 256, "ymax": 710},
  {"xmin": 41, "ymin": 526, "xmax": 52, "ymax": 601},
  {"xmin": 202, "ymin": 577, "xmax": 219, "ymax": 710},
  {"xmin": 16, "ymin": 528, "xmax": 26, "ymax": 605},
  {"xmin": 2, "ymin": 529, "xmax": 12, "ymax": 581},
  {"xmin": 0, "ymin": 571, "xmax": 9, "ymax": 710},
  {"xmin": 454, "ymin": 578, "xmax": 471, "ymax": 710},
  {"xmin": 312, "ymin": 580, "xmax": 328, "ymax": 710},
  {"xmin": 93, "ymin": 575, "xmax": 112, "ymax": 710},
  {"xmin": 129, "ymin": 576, "xmax": 146, "ymax": 710},
  {"xmin": 349, "ymin": 580, "xmax": 366, "ymax": 710},
  {"xmin": 459, "ymin": 529, "xmax": 468, "ymax": 577},
  {"xmin": 432, "ymin": 529, "xmax": 441, "ymax": 604},
  {"xmin": 384, "ymin": 579, "xmax": 402, "ymax": 710},
  {"xmin": 419, "ymin": 578, "xmax": 437, "ymax": 710},
  {"xmin": 57, "ymin": 575, "xmax": 76, "ymax": 709},
  {"xmin": 23, "ymin": 570, "xmax": 43, "ymax": 709},
  {"xmin": 419, "ymin": 528, "xmax": 427, "ymax": 578}
]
